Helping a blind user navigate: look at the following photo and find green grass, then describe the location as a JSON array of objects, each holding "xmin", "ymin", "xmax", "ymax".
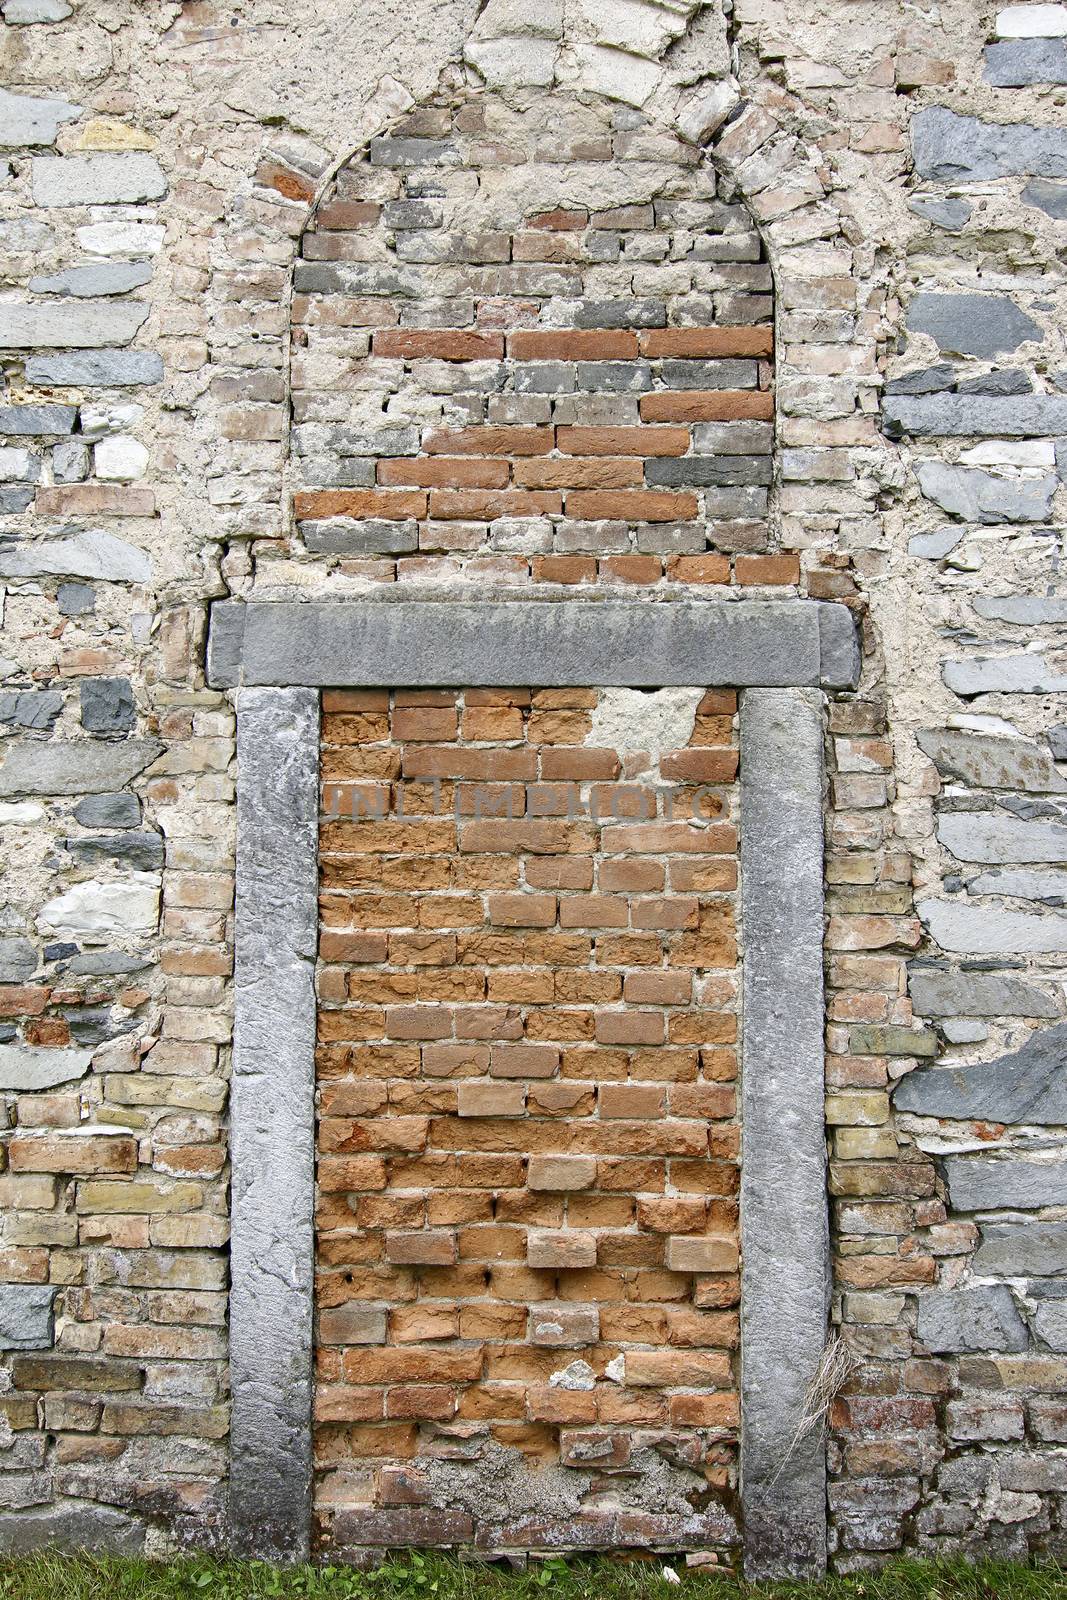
[{"xmin": 0, "ymin": 1554, "xmax": 1065, "ymax": 1600}]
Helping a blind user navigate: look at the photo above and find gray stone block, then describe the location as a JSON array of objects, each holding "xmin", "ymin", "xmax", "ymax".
[
  {"xmin": 230, "ymin": 688, "xmax": 319, "ymax": 1561},
  {"xmin": 0, "ymin": 405, "xmax": 76, "ymax": 435},
  {"xmin": 908, "ymin": 197, "xmax": 972, "ymax": 231},
  {"xmin": 573, "ymin": 299, "xmax": 667, "ymax": 329},
  {"xmin": 944, "ymin": 654, "xmax": 1067, "ymax": 696},
  {"xmin": 292, "ymin": 262, "xmax": 418, "ymax": 297},
  {"xmin": 907, "ymin": 294, "xmax": 1042, "ymax": 358},
  {"xmin": 3, "ymin": 301, "xmax": 148, "ymax": 350},
  {"xmin": 660, "ymin": 359, "xmax": 759, "ymax": 389},
  {"xmin": 975, "ymin": 1222, "xmax": 1067, "ymax": 1276},
  {"xmin": 0, "ymin": 1287, "xmax": 55, "ymax": 1352},
  {"xmin": 894, "ymin": 1020, "xmax": 1067, "ymax": 1123},
  {"xmin": 0, "ymin": 1504, "xmax": 145, "ymax": 1555},
  {"xmin": 293, "ymin": 424, "xmax": 419, "ymax": 458},
  {"xmin": 818, "ymin": 603, "xmax": 861, "ymax": 690},
  {"xmin": 646, "ymin": 455, "xmax": 772, "ymax": 487},
  {"xmin": 0, "ymin": 1044, "xmax": 92, "ymax": 1091},
  {"xmin": 24, "ymin": 351, "xmax": 163, "ymax": 386},
  {"xmin": 970, "ymin": 869, "xmax": 1067, "ymax": 903},
  {"xmin": 1032, "ymin": 1302, "xmax": 1067, "ymax": 1351},
  {"xmin": 299, "ymin": 519, "xmax": 419, "ymax": 556},
  {"xmin": 957, "ymin": 369, "xmax": 1033, "ymax": 396},
  {"xmin": 0, "ymin": 691, "xmax": 63, "ymax": 731},
  {"xmin": 0, "ymin": 530, "xmax": 151, "ymax": 583},
  {"xmin": 3, "ymin": 0, "xmax": 73, "ymax": 20},
  {"xmin": 67, "ymin": 951, "xmax": 149, "ymax": 977},
  {"xmin": 73, "ymin": 791, "xmax": 140, "ymax": 829},
  {"xmin": 31, "ymin": 154, "xmax": 166, "ymax": 206},
  {"xmin": 985, "ymin": 38, "xmax": 1067, "ymax": 85},
  {"xmin": 369, "ymin": 137, "xmax": 457, "ymax": 166},
  {"xmin": 576, "ymin": 361, "xmax": 652, "ymax": 393},
  {"xmin": 0, "ymin": 739, "xmax": 161, "ymax": 797},
  {"xmin": 944, "ymin": 1157, "xmax": 1067, "ymax": 1212},
  {"xmin": 913, "ymin": 106, "xmax": 1067, "ymax": 181},
  {"xmin": 30, "ymin": 262, "xmax": 153, "ymax": 297},
  {"xmin": 916, "ymin": 461, "xmax": 1056, "ymax": 523},
  {"xmin": 0, "ymin": 487, "xmax": 34, "ymax": 514},
  {"xmin": 919, "ymin": 897, "xmax": 1067, "ymax": 953},
  {"xmin": 917, "ymin": 729, "xmax": 1067, "ymax": 791},
  {"xmin": 974, "ymin": 595, "xmax": 1067, "ymax": 625},
  {"xmin": 0, "ymin": 938, "xmax": 36, "ymax": 982},
  {"xmin": 739, "ymin": 687, "xmax": 828, "ymax": 1580},
  {"xmin": 1023, "ymin": 178, "xmax": 1067, "ymax": 218},
  {"xmin": 885, "ymin": 364, "xmax": 957, "ymax": 395},
  {"xmin": 64, "ymin": 832, "xmax": 163, "ymax": 872},
  {"xmin": 207, "ymin": 599, "xmax": 852, "ymax": 691},
  {"xmin": 52, "ymin": 441, "xmax": 89, "ymax": 483},
  {"xmin": 692, "ymin": 420, "xmax": 774, "ymax": 453},
  {"xmin": 1050, "ymin": 726, "xmax": 1067, "ymax": 762},
  {"xmin": 0, "ymin": 87, "xmax": 81, "ymax": 148},
  {"xmin": 908, "ymin": 527, "xmax": 964, "ymax": 560},
  {"xmin": 513, "ymin": 363, "xmax": 575, "ymax": 394},
  {"xmin": 884, "ymin": 395, "xmax": 1067, "ymax": 437},
  {"xmin": 57, "ymin": 585, "xmax": 94, "ymax": 618},
  {"xmin": 79, "ymin": 676, "xmax": 136, "ymax": 733},
  {"xmin": 937, "ymin": 811, "xmax": 1067, "ymax": 862},
  {"xmin": 917, "ymin": 1287, "xmax": 1028, "ymax": 1353}
]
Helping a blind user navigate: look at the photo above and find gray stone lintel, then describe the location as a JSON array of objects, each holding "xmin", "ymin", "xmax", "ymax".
[
  {"xmin": 230, "ymin": 687, "xmax": 319, "ymax": 1562},
  {"xmin": 206, "ymin": 599, "xmax": 859, "ymax": 691},
  {"xmin": 739, "ymin": 687, "xmax": 829, "ymax": 1580}
]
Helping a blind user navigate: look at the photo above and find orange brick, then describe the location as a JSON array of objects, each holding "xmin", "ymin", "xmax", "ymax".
[
  {"xmin": 513, "ymin": 458, "xmax": 643, "ymax": 489},
  {"xmin": 294, "ymin": 489, "xmax": 426, "ymax": 519},
  {"xmin": 490, "ymin": 1044, "xmax": 560, "ymax": 1079},
  {"xmin": 457, "ymin": 1082, "xmax": 525, "ymax": 1118},
  {"xmin": 667, "ymin": 553, "xmax": 730, "ymax": 584},
  {"xmin": 665, "ymin": 1236, "xmax": 738, "ymax": 1273},
  {"xmin": 639, "ymin": 326, "xmax": 773, "ymax": 358},
  {"xmin": 734, "ymin": 554, "xmax": 801, "ymax": 586},
  {"xmin": 429, "ymin": 489, "xmax": 561, "ymax": 520},
  {"xmin": 385, "ymin": 1384, "xmax": 458, "ymax": 1420},
  {"xmin": 509, "ymin": 329, "xmax": 638, "ymax": 360},
  {"xmin": 567, "ymin": 490, "xmax": 698, "ymax": 522},
  {"xmin": 555, "ymin": 426, "xmax": 689, "ymax": 457},
  {"xmin": 639, "ymin": 391, "xmax": 773, "ymax": 422},
  {"xmin": 599, "ymin": 1084, "xmax": 666, "ymax": 1118},
  {"xmin": 423, "ymin": 427, "xmax": 553, "ymax": 456},
  {"xmin": 595, "ymin": 1014, "xmax": 666, "ymax": 1047},
  {"xmin": 8, "ymin": 1135, "xmax": 137, "ymax": 1175},
  {"xmin": 527, "ymin": 1230, "xmax": 597, "ymax": 1269},
  {"xmin": 487, "ymin": 893, "xmax": 556, "ymax": 928},
  {"xmin": 372, "ymin": 330, "xmax": 503, "ymax": 360}
]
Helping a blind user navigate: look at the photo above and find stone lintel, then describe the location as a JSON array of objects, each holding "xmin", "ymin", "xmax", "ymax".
[
  {"xmin": 229, "ymin": 687, "xmax": 319, "ymax": 1562},
  {"xmin": 739, "ymin": 687, "xmax": 829, "ymax": 1580},
  {"xmin": 206, "ymin": 599, "xmax": 858, "ymax": 691}
]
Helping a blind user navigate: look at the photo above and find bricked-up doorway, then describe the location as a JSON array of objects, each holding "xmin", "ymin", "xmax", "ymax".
[
  {"xmin": 315, "ymin": 685, "xmax": 742, "ymax": 1557},
  {"xmin": 212, "ymin": 601, "xmax": 850, "ymax": 1575}
]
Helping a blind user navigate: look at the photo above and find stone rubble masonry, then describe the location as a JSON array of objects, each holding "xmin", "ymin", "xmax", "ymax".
[
  {"xmin": 314, "ymin": 686, "xmax": 742, "ymax": 1558},
  {"xmin": 0, "ymin": 0, "xmax": 1064, "ymax": 1571}
]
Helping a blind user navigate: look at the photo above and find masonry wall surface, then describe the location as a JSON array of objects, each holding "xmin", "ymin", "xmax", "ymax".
[{"xmin": 0, "ymin": 0, "xmax": 1065, "ymax": 1570}]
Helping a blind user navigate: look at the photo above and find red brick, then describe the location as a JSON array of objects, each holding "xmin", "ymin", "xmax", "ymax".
[
  {"xmin": 423, "ymin": 427, "xmax": 553, "ymax": 456},
  {"xmin": 294, "ymin": 489, "xmax": 426, "ymax": 520},
  {"xmin": 568, "ymin": 490, "xmax": 698, "ymax": 522},
  {"xmin": 372, "ymin": 331, "xmax": 504, "ymax": 360},
  {"xmin": 639, "ymin": 391, "xmax": 774, "ymax": 422},
  {"xmin": 377, "ymin": 457, "xmax": 509, "ymax": 488},
  {"xmin": 509, "ymin": 330, "xmax": 639, "ymax": 360},
  {"xmin": 556, "ymin": 426, "xmax": 690, "ymax": 456},
  {"xmin": 735, "ymin": 554, "xmax": 801, "ymax": 586},
  {"xmin": 514, "ymin": 458, "xmax": 643, "ymax": 489},
  {"xmin": 639, "ymin": 327, "xmax": 773, "ymax": 358},
  {"xmin": 429, "ymin": 489, "xmax": 561, "ymax": 519}
]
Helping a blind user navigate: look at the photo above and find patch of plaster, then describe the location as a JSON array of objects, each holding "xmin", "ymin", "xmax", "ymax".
[{"xmin": 586, "ymin": 687, "xmax": 703, "ymax": 780}]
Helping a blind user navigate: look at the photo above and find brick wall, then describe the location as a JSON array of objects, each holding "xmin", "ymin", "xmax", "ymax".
[{"xmin": 314, "ymin": 686, "xmax": 741, "ymax": 1556}]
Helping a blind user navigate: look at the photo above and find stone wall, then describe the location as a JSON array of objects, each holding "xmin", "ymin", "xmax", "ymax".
[{"xmin": 0, "ymin": 0, "xmax": 1064, "ymax": 1569}]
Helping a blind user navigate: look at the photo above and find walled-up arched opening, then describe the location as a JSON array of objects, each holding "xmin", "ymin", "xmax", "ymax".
[
  {"xmin": 289, "ymin": 80, "xmax": 794, "ymax": 1564},
  {"xmin": 287, "ymin": 84, "xmax": 783, "ymax": 593}
]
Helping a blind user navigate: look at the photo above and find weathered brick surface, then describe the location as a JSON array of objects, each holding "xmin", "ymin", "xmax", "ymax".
[{"xmin": 315, "ymin": 688, "xmax": 740, "ymax": 1554}]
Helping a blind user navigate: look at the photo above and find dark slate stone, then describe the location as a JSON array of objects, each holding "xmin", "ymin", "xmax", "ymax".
[
  {"xmin": 573, "ymin": 299, "xmax": 666, "ymax": 329},
  {"xmin": 63, "ymin": 831, "xmax": 163, "ymax": 871},
  {"xmin": 660, "ymin": 359, "xmax": 759, "ymax": 389},
  {"xmin": 913, "ymin": 107, "xmax": 1067, "ymax": 182},
  {"xmin": 56, "ymin": 583, "xmax": 95, "ymax": 617},
  {"xmin": 646, "ymin": 455, "xmax": 773, "ymax": 487},
  {"xmin": 944, "ymin": 1156, "xmax": 1067, "ymax": 1212},
  {"xmin": 908, "ymin": 197, "xmax": 972, "ymax": 231},
  {"xmin": 0, "ymin": 1504, "xmax": 145, "ymax": 1555},
  {"xmin": 885, "ymin": 365, "xmax": 957, "ymax": 395},
  {"xmin": 79, "ymin": 676, "xmax": 135, "ymax": 733},
  {"xmin": 514, "ymin": 363, "xmax": 575, "ymax": 395},
  {"xmin": 23, "ymin": 351, "xmax": 164, "ymax": 386},
  {"xmin": 916, "ymin": 1286, "xmax": 1028, "ymax": 1353},
  {"xmin": 893, "ymin": 1020, "xmax": 1067, "ymax": 1123},
  {"xmin": 63, "ymin": 1005, "xmax": 136, "ymax": 1046},
  {"xmin": 0, "ymin": 405, "xmax": 76, "ymax": 435},
  {"xmin": 0, "ymin": 690, "xmax": 62, "ymax": 729},
  {"xmin": 0, "ymin": 937, "xmax": 36, "ymax": 982},
  {"xmin": 974, "ymin": 1222, "xmax": 1067, "ymax": 1276},
  {"xmin": 0, "ymin": 487, "xmax": 34, "ymax": 513},
  {"xmin": 576, "ymin": 361, "xmax": 652, "ymax": 393},
  {"xmin": 907, "ymin": 294, "xmax": 1042, "ymax": 359},
  {"xmin": 300, "ymin": 519, "xmax": 418, "ymax": 556},
  {"xmin": 42, "ymin": 942, "xmax": 77, "ymax": 963},
  {"xmin": 883, "ymin": 394, "xmax": 1067, "ymax": 437},
  {"xmin": 985, "ymin": 39, "xmax": 1067, "ymax": 87},
  {"xmin": 72, "ymin": 791, "xmax": 140, "ymax": 829},
  {"xmin": 66, "ymin": 950, "xmax": 150, "ymax": 976},
  {"xmin": 0, "ymin": 1027, "xmax": 14, "ymax": 1044},
  {"xmin": 957, "ymin": 370, "xmax": 1034, "ymax": 396},
  {"xmin": 292, "ymin": 263, "xmax": 417, "ymax": 297},
  {"xmin": 1024, "ymin": 179, "xmax": 1067, "ymax": 220}
]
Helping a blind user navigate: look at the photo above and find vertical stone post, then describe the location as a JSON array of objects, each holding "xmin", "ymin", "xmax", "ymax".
[
  {"xmin": 229, "ymin": 687, "xmax": 320, "ymax": 1561},
  {"xmin": 739, "ymin": 687, "xmax": 830, "ymax": 1579}
]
